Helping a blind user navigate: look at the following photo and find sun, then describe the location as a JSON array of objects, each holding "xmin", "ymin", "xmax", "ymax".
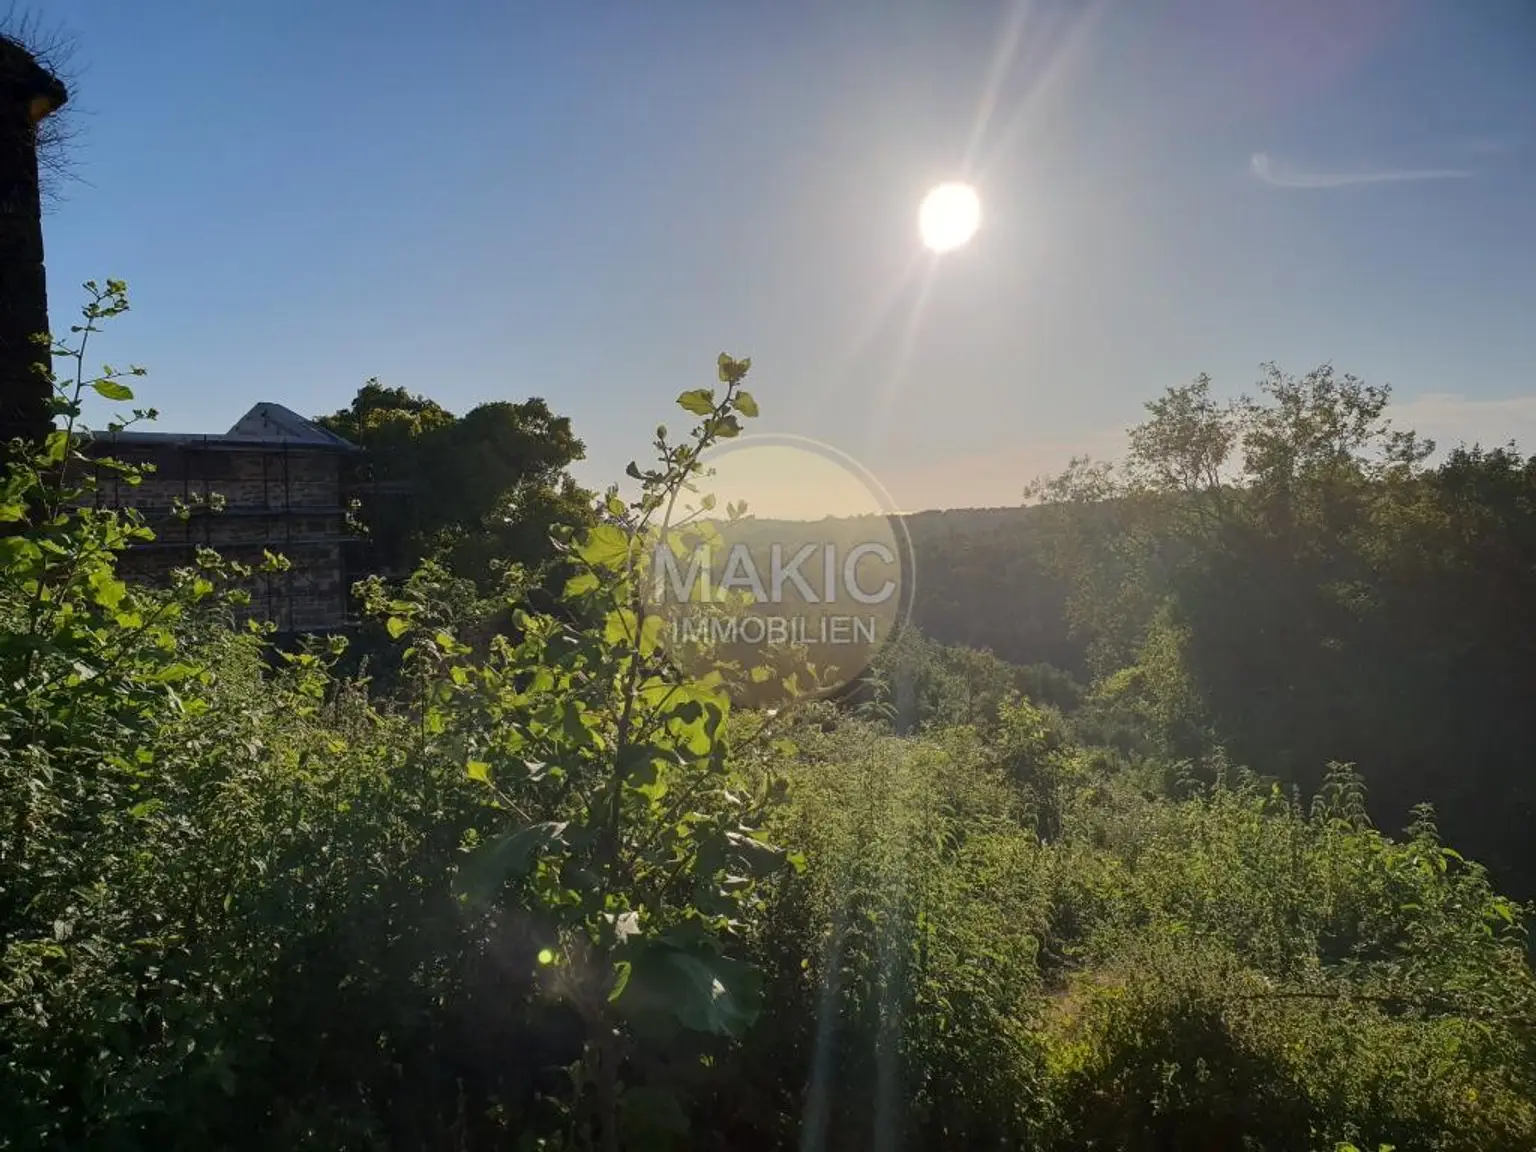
[{"xmin": 918, "ymin": 182, "xmax": 981, "ymax": 253}]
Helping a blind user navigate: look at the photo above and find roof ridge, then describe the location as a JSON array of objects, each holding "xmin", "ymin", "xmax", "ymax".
[{"xmin": 226, "ymin": 402, "xmax": 357, "ymax": 447}]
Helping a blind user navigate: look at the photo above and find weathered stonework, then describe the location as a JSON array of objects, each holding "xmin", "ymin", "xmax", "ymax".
[
  {"xmin": 0, "ymin": 36, "xmax": 68, "ymax": 448},
  {"xmin": 87, "ymin": 403, "xmax": 369, "ymax": 634}
]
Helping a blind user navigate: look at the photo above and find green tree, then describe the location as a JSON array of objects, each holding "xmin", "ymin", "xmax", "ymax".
[
  {"xmin": 317, "ymin": 382, "xmax": 594, "ymax": 589},
  {"xmin": 1025, "ymin": 362, "xmax": 1536, "ymax": 897}
]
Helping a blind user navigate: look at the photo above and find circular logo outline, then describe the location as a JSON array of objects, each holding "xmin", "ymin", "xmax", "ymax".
[{"xmin": 645, "ymin": 431, "xmax": 917, "ymax": 706}]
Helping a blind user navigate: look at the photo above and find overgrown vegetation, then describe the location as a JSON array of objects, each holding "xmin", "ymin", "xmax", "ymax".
[
  {"xmin": 1023, "ymin": 366, "xmax": 1536, "ymax": 900},
  {"xmin": 2, "ymin": 284, "xmax": 1534, "ymax": 1150}
]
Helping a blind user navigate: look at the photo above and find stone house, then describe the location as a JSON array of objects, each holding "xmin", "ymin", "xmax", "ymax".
[{"xmin": 87, "ymin": 403, "xmax": 368, "ymax": 634}]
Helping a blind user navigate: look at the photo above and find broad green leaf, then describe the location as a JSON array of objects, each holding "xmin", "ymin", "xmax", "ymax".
[
  {"xmin": 639, "ymin": 612, "xmax": 665, "ymax": 656},
  {"xmin": 615, "ymin": 945, "xmax": 763, "ymax": 1038},
  {"xmin": 88, "ymin": 568, "xmax": 128, "ymax": 609},
  {"xmin": 563, "ymin": 571, "xmax": 599, "ymax": 597},
  {"xmin": 40, "ymin": 429, "xmax": 69, "ymax": 465},
  {"xmin": 677, "ymin": 389, "xmax": 715, "ymax": 416},
  {"xmin": 454, "ymin": 821, "xmax": 570, "ymax": 906},
  {"xmin": 91, "ymin": 379, "xmax": 135, "ymax": 401},
  {"xmin": 604, "ymin": 607, "xmax": 640, "ymax": 646},
  {"xmin": 1, "ymin": 534, "xmax": 47, "ymax": 571},
  {"xmin": 385, "ymin": 616, "xmax": 410, "ymax": 639},
  {"xmin": 577, "ymin": 523, "xmax": 631, "ymax": 569},
  {"xmin": 734, "ymin": 390, "xmax": 759, "ymax": 417},
  {"xmin": 466, "ymin": 760, "xmax": 492, "ymax": 783}
]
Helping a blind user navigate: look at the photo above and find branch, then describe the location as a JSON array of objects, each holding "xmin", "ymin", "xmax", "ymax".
[{"xmin": 1, "ymin": 5, "xmax": 85, "ymax": 206}]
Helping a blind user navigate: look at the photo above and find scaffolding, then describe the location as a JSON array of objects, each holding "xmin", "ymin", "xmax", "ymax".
[{"xmin": 89, "ymin": 426, "xmax": 367, "ymax": 635}]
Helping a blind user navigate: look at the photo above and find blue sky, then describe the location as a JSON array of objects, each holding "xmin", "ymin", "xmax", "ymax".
[{"xmin": 35, "ymin": 0, "xmax": 1536, "ymax": 511}]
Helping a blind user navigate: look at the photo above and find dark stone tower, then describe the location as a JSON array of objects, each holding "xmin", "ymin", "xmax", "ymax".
[{"xmin": 0, "ymin": 36, "xmax": 67, "ymax": 449}]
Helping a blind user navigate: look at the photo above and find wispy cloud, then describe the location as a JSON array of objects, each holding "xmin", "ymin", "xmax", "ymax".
[{"xmin": 1249, "ymin": 151, "xmax": 1474, "ymax": 189}]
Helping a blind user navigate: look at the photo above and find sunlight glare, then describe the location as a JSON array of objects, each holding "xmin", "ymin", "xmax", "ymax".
[{"xmin": 918, "ymin": 182, "xmax": 982, "ymax": 253}]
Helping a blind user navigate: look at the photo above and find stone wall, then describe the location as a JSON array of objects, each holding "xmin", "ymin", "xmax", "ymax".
[
  {"xmin": 0, "ymin": 37, "xmax": 68, "ymax": 447},
  {"xmin": 91, "ymin": 439, "xmax": 358, "ymax": 633},
  {"xmin": 94, "ymin": 441, "xmax": 342, "ymax": 511}
]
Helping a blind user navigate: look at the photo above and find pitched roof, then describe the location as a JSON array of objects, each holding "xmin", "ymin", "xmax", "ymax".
[
  {"xmin": 86, "ymin": 403, "xmax": 361, "ymax": 452},
  {"xmin": 226, "ymin": 402, "xmax": 358, "ymax": 448}
]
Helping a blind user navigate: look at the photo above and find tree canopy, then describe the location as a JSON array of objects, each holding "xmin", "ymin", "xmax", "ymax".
[
  {"xmin": 1025, "ymin": 363, "xmax": 1536, "ymax": 898},
  {"xmin": 316, "ymin": 380, "xmax": 594, "ymax": 589}
]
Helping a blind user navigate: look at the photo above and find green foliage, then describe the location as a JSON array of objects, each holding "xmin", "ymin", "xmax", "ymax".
[
  {"xmin": 1043, "ymin": 765, "xmax": 1536, "ymax": 1150},
  {"xmin": 0, "ymin": 283, "xmax": 404, "ymax": 1148},
  {"xmin": 900, "ymin": 506, "xmax": 1084, "ymax": 675},
  {"xmin": 317, "ymin": 379, "xmax": 595, "ymax": 591},
  {"xmin": 856, "ymin": 626, "xmax": 1083, "ymax": 736},
  {"xmin": 725, "ymin": 718, "xmax": 1536, "ymax": 1149},
  {"xmin": 1028, "ymin": 363, "xmax": 1536, "ymax": 899},
  {"xmin": 4, "ymin": 287, "xmax": 1535, "ymax": 1152},
  {"xmin": 340, "ymin": 352, "xmax": 792, "ymax": 1148},
  {"xmin": 0, "ymin": 289, "xmax": 790, "ymax": 1149},
  {"xmin": 736, "ymin": 719, "xmax": 1055, "ymax": 1148}
]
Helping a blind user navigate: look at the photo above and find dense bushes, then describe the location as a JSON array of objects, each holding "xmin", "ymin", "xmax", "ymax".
[
  {"xmin": 735, "ymin": 715, "xmax": 1536, "ymax": 1150},
  {"xmin": 3, "ymin": 286, "xmax": 1535, "ymax": 1149}
]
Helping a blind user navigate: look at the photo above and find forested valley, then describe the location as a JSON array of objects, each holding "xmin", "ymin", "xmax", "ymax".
[{"xmin": 4, "ymin": 284, "xmax": 1536, "ymax": 1151}]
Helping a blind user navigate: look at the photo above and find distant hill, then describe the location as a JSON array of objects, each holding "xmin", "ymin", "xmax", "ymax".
[
  {"xmin": 667, "ymin": 504, "xmax": 1083, "ymax": 675},
  {"xmin": 898, "ymin": 506, "xmax": 1081, "ymax": 674}
]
